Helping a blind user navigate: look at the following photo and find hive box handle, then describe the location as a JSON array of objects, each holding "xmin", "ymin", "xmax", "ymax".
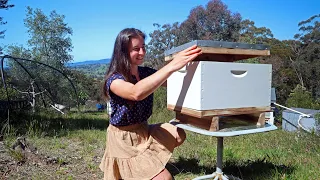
[{"xmin": 231, "ymin": 70, "xmax": 247, "ymax": 78}]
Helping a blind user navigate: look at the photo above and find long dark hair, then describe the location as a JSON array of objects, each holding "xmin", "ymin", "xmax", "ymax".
[{"xmin": 103, "ymin": 28, "xmax": 146, "ymax": 99}]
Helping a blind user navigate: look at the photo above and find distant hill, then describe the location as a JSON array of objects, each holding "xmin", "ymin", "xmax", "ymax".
[
  {"xmin": 67, "ymin": 59, "xmax": 111, "ymax": 79},
  {"xmin": 1, "ymin": 58, "xmax": 111, "ymax": 79},
  {"xmin": 67, "ymin": 58, "xmax": 110, "ymax": 67},
  {"xmin": 1, "ymin": 58, "xmax": 111, "ymax": 68}
]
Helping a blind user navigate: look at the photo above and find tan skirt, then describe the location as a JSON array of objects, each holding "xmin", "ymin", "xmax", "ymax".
[{"xmin": 99, "ymin": 122, "xmax": 179, "ymax": 180}]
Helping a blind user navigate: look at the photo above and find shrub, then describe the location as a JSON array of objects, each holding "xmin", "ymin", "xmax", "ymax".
[{"xmin": 286, "ymin": 84, "xmax": 320, "ymax": 109}]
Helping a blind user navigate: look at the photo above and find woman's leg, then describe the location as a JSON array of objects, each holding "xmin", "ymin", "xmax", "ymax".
[
  {"xmin": 152, "ymin": 168, "xmax": 173, "ymax": 180},
  {"xmin": 149, "ymin": 123, "xmax": 186, "ymax": 152},
  {"xmin": 175, "ymin": 127, "xmax": 186, "ymax": 147}
]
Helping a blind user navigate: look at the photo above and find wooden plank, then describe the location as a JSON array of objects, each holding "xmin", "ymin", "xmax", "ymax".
[
  {"xmin": 175, "ymin": 112, "xmax": 219, "ymax": 131},
  {"xmin": 187, "ymin": 54, "xmax": 262, "ymax": 62},
  {"xmin": 201, "ymin": 47, "xmax": 270, "ymax": 56},
  {"xmin": 175, "ymin": 112, "xmax": 266, "ymax": 131},
  {"xmin": 168, "ymin": 104, "xmax": 271, "ymax": 118},
  {"xmin": 165, "ymin": 47, "xmax": 270, "ymax": 61}
]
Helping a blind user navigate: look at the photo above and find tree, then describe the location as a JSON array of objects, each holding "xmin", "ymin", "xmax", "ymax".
[
  {"xmin": 235, "ymin": 19, "xmax": 274, "ymax": 64},
  {"xmin": 292, "ymin": 14, "xmax": 320, "ymax": 99},
  {"xmin": 261, "ymin": 15, "xmax": 320, "ymax": 104},
  {"xmin": 145, "ymin": 23, "xmax": 181, "ymax": 69},
  {"xmin": 258, "ymin": 39, "xmax": 300, "ymax": 104},
  {"xmin": 68, "ymin": 69, "xmax": 103, "ymax": 105},
  {"xmin": 179, "ymin": 0, "xmax": 242, "ymax": 43},
  {"xmin": 146, "ymin": 0, "xmax": 242, "ymax": 69},
  {"xmin": 12, "ymin": 80, "xmax": 46, "ymax": 113},
  {"xmin": 239, "ymin": 19, "xmax": 273, "ymax": 44},
  {"xmin": 260, "ymin": 55, "xmax": 298, "ymax": 104},
  {"xmin": 286, "ymin": 84, "xmax": 320, "ymax": 109},
  {"xmin": 5, "ymin": 46, "xmax": 32, "ymax": 88},
  {"xmin": 0, "ymin": 0, "xmax": 14, "ymax": 38},
  {"xmin": 24, "ymin": 6, "xmax": 73, "ymax": 67},
  {"xmin": 0, "ymin": 76, "xmax": 18, "ymax": 101},
  {"xmin": 0, "ymin": 0, "xmax": 14, "ymax": 54},
  {"xmin": 7, "ymin": 7, "xmax": 75, "ymax": 108}
]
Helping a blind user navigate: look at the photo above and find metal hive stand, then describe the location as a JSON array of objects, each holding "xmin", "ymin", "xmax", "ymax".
[{"xmin": 169, "ymin": 119, "xmax": 277, "ymax": 180}]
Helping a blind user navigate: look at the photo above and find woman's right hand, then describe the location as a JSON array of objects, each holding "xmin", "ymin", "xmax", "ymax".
[{"xmin": 167, "ymin": 45, "xmax": 202, "ymax": 73}]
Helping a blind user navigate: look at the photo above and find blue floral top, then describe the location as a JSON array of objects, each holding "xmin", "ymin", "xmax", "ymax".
[{"xmin": 106, "ymin": 66, "xmax": 157, "ymax": 126}]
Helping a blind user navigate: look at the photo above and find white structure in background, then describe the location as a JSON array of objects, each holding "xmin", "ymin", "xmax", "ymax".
[
  {"xmin": 106, "ymin": 101, "xmax": 112, "ymax": 116},
  {"xmin": 282, "ymin": 107, "xmax": 318, "ymax": 133},
  {"xmin": 271, "ymin": 88, "xmax": 319, "ymax": 134},
  {"xmin": 50, "ymin": 103, "xmax": 67, "ymax": 114}
]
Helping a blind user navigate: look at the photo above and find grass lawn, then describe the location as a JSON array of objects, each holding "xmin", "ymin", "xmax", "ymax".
[{"xmin": 1, "ymin": 110, "xmax": 319, "ymax": 180}]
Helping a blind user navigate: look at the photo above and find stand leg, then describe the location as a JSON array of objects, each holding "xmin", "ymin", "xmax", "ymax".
[
  {"xmin": 193, "ymin": 137, "xmax": 230, "ymax": 180},
  {"xmin": 217, "ymin": 137, "xmax": 223, "ymax": 172}
]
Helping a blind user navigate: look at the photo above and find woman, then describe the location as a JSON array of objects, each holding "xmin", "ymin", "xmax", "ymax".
[{"xmin": 100, "ymin": 28, "xmax": 202, "ymax": 180}]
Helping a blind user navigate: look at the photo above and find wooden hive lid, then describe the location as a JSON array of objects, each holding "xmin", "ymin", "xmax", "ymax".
[{"xmin": 164, "ymin": 40, "xmax": 270, "ymax": 62}]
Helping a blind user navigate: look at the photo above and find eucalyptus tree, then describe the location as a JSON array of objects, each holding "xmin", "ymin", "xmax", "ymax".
[
  {"xmin": 179, "ymin": 0, "xmax": 242, "ymax": 43},
  {"xmin": 146, "ymin": 0, "xmax": 242, "ymax": 69},
  {"xmin": 145, "ymin": 23, "xmax": 181, "ymax": 69},
  {"xmin": 239, "ymin": 19, "xmax": 273, "ymax": 44},
  {"xmin": 292, "ymin": 14, "xmax": 320, "ymax": 99}
]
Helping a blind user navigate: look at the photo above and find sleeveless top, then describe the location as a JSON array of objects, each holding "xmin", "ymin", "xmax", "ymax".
[{"xmin": 106, "ymin": 66, "xmax": 157, "ymax": 126}]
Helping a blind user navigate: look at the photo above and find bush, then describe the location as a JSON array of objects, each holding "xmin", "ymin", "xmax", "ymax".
[{"xmin": 286, "ymin": 84, "xmax": 320, "ymax": 109}]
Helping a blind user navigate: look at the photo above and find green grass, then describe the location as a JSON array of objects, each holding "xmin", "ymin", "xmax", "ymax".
[{"xmin": 170, "ymin": 130, "xmax": 320, "ymax": 180}]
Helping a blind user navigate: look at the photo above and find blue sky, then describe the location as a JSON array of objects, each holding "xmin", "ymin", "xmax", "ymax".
[{"xmin": 1, "ymin": 0, "xmax": 319, "ymax": 62}]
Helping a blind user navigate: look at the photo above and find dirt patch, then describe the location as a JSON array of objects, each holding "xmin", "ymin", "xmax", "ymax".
[{"xmin": 0, "ymin": 136, "xmax": 104, "ymax": 180}]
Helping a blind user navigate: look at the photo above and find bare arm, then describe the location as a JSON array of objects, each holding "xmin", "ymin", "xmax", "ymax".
[{"xmin": 110, "ymin": 45, "xmax": 202, "ymax": 101}]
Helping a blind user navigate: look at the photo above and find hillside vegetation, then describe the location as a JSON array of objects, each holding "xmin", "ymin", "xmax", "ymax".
[{"xmin": 69, "ymin": 64, "xmax": 109, "ymax": 79}]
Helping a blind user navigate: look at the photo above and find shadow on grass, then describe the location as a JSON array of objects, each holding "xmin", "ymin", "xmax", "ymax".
[
  {"xmin": 167, "ymin": 156, "xmax": 295, "ymax": 180},
  {"xmin": 1, "ymin": 110, "xmax": 109, "ymax": 137},
  {"xmin": 167, "ymin": 157, "xmax": 214, "ymax": 175}
]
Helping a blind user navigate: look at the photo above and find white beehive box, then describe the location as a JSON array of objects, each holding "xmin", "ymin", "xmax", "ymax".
[{"xmin": 167, "ymin": 61, "xmax": 272, "ymax": 116}]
